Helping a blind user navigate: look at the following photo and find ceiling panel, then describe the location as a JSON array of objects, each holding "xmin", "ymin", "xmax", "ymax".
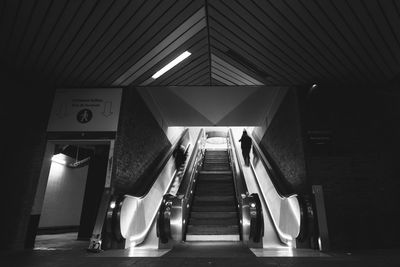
[
  {"xmin": 56, "ymin": 0, "xmax": 143, "ymax": 86},
  {"xmin": 46, "ymin": 0, "xmax": 117, "ymax": 82},
  {"xmin": 102, "ymin": 2, "xmax": 205, "ymax": 86},
  {"xmin": 0, "ymin": 0, "xmax": 399, "ymax": 88}
]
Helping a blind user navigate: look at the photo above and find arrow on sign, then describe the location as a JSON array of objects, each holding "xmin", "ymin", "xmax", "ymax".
[{"xmin": 102, "ymin": 101, "xmax": 113, "ymax": 117}]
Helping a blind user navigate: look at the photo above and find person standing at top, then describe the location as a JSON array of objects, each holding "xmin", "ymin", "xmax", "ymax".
[{"xmin": 239, "ymin": 129, "xmax": 252, "ymax": 166}]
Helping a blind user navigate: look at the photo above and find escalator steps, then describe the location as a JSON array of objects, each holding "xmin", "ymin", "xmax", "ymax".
[{"xmin": 186, "ymin": 149, "xmax": 240, "ymax": 241}]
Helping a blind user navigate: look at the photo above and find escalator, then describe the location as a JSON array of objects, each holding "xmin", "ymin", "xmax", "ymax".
[
  {"xmin": 157, "ymin": 131, "xmax": 263, "ymax": 247},
  {"xmin": 156, "ymin": 129, "xmax": 313, "ymax": 249},
  {"xmin": 98, "ymin": 128, "xmax": 314, "ymax": 252},
  {"xmin": 186, "ymin": 149, "xmax": 240, "ymax": 241},
  {"xmin": 88, "ymin": 128, "xmax": 198, "ymax": 251}
]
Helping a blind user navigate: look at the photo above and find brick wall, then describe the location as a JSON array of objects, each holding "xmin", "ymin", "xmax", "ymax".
[
  {"xmin": 257, "ymin": 88, "xmax": 308, "ymax": 193},
  {"xmin": 112, "ymin": 87, "xmax": 171, "ymax": 195}
]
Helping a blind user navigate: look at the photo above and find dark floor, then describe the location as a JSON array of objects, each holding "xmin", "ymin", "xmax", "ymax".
[
  {"xmin": 2, "ymin": 248, "xmax": 400, "ymax": 267},
  {"xmin": 1, "ymin": 233, "xmax": 399, "ymax": 267}
]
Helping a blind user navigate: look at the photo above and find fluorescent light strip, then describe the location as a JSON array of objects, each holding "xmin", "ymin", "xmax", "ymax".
[{"xmin": 152, "ymin": 51, "xmax": 191, "ymax": 79}]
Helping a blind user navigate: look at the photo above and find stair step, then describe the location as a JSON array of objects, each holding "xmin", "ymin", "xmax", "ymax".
[
  {"xmin": 192, "ymin": 200, "xmax": 236, "ymax": 210},
  {"xmin": 193, "ymin": 195, "xmax": 235, "ymax": 202},
  {"xmin": 196, "ymin": 181, "xmax": 234, "ymax": 187},
  {"xmin": 194, "ymin": 194, "xmax": 234, "ymax": 198},
  {"xmin": 202, "ymin": 167, "xmax": 230, "ymax": 171},
  {"xmin": 191, "ymin": 205, "xmax": 237, "ymax": 212},
  {"xmin": 197, "ymin": 182, "xmax": 232, "ymax": 187},
  {"xmin": 197, "ymin": 181, "xmax": 232, "ymax": 185},
  {"xmin": 196, "ymin": 185, "xmax": 233, "ymax": 191},
  {"xmin": 203, "ymin": 163, "xmax": 229, "ymax": 165},
  {"xmin": 189, "ymin": 217, "xmax": 238, "ymax": 225},
  {"xmin": 185, "ymin": 148, "xmax": 240, "ymax": 241},
  {"xmin": 199, "ymin": 172, "xmax": 232, "ymax": 175},
  {"xmin": 196, "ymin": 181, "xmax": 233, "ymax": 186},
  {"xmin": 190, "ymin": 211, "xmax": 238, "ymax": 219},
  {"xmin": 194, "ymin": 191, "xmax": 235, "ymax": 197},
  {"xmin": 198, "ymin": 174, "xmax": 233, "ymax": 178},
  {"xmin": 187, "ymin": 224, "xmax": 239, "ymax": 235},
  {"xmin": 195, "ymin": 186, "xmax": 235, "ymax": 191}
]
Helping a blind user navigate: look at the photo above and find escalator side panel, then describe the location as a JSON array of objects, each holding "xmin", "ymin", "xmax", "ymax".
[
  {"xmin": 119, "ymin": 130, "xmax": 198, "ymax": 248},
  {"xmin": 231, "ymin": 129, "xmax": 300, "ymax": 248}
]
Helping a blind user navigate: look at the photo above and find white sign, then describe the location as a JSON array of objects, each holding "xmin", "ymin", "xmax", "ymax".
[{"xmin": 47, "ymin": 88, "xmax": 122, "ymax": 132}]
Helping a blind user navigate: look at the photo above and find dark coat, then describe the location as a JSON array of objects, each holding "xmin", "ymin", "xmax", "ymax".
[{"xmin": 239, "ymin": 132, "xmax": 252, "ymax": 152}]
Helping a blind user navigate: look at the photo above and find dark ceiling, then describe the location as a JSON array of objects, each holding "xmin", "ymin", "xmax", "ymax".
[{"xmin": 1, "ymin": 0, "xmax": 400, "ymax": 88}]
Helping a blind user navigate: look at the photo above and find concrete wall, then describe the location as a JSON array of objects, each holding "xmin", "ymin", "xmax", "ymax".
[
  {"xmin": 305, "ymin": 86, "xmax": 400, "ymax": 249},
  {"xmin": 112, "ymin": 88, "xmax": 173, "ymax": 195},
  {"xmin": 255, "ymin": 88, "xmax": 308, "ymax": 193},
  {"xmin": 39, "ymin": 163, "xmax": 88, "ymax": 228},
  {"xmin": 1, "ymin": 66, "xmax": 55, "ymax": 249}
]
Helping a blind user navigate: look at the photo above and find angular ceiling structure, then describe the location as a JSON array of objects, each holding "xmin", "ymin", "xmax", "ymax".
[
  {"xmin": 137, "ymin": 86, "xmax": 283, "ymax": 126},
  {"xmin": 1, "ymin": 0, "xmax": 400, "ymax": 88}
]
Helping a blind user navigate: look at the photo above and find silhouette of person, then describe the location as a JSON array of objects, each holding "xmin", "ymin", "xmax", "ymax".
[
  {"xmin": 173, "ymin": 141, "xmax": 186, "ymax": 170},
  {"xmin": 239, "ymin": 129, "xmax": 252, "ymax": 166}
]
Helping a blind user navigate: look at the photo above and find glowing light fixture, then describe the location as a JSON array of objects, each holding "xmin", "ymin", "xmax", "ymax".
[
  {"xmin": 51, "ymin": 154, "xmax": 67, "ymax": 165},
  {"xmin": 152, "ymin": 51, "xmax": 191, "ymax": 79}
]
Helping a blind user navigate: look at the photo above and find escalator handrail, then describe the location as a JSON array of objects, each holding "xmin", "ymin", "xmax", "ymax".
[
  {"xmin": 228, "ymin": 129, "xmax": 264, "ymax": 243},
  {"xmin": 157, "ymin": 129, "xmax": 205, "ymax": 242},
  {"xmin": 250, "ymin": 135, "xmax": 295, "ymax": 198},
  {"xmin": 129, "ymin": 128, "xmax": 189, "ymax": 198},
  {"xmin": 177, "ymin": 129, "xmax": 205, "ymax": 198},
  {"xmin": 250, "ymin": 136, "xmax": 313, "ymax": 243},
  {"xmin": 119, "ymin": 130, "xmax": 197, "ymax": 245},
  {"xmin": 248, "ymin": 159, "xmax": 298, "ymax": 244},
  {"xmin": 248, "ymin": 135, "xmax": 305, "ymax": 244},
  {"xmin": 228, "ymin": 129, "xmax": 249, "ymax": 197}
]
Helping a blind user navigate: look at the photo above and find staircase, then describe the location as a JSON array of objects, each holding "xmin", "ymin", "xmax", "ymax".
[{"xmin": 186, "ymin": 149, "xmax": 240, "ymax": 241}]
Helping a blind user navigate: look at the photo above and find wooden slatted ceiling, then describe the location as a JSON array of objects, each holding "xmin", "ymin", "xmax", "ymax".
[
  {"xmin": 0, "ymin": 0, "xmax": 399, "ymax": 88},
  {"xmin": 113, "ymin": 7, "xmax": 207, "ymax": 86}
]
